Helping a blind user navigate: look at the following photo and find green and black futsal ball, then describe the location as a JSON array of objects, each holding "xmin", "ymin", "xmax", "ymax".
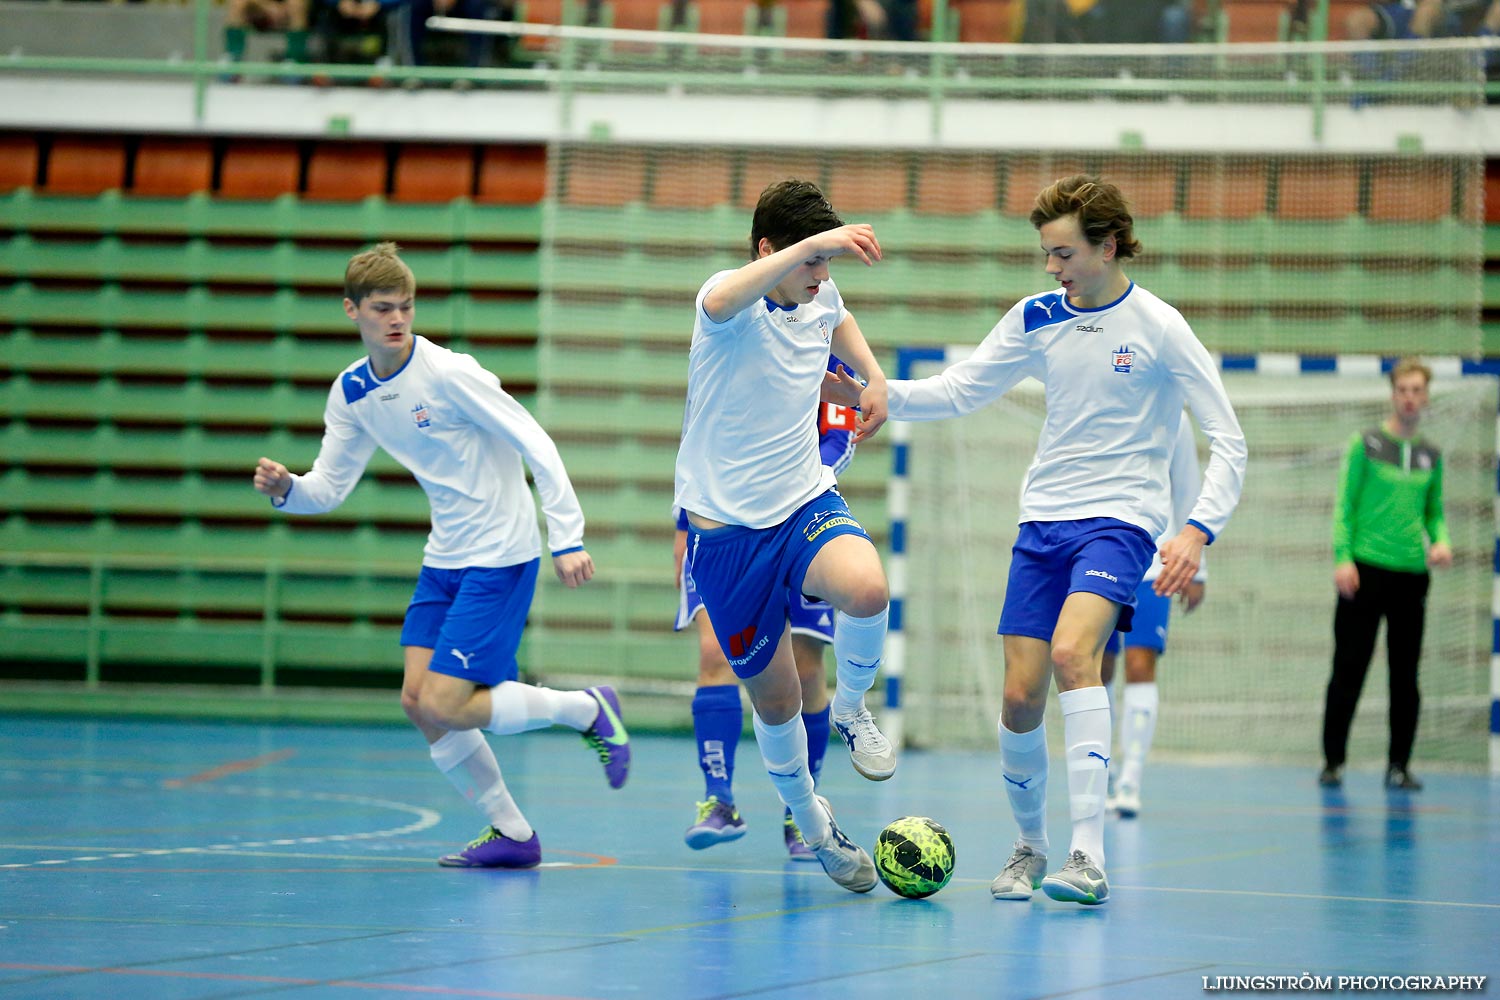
[{"xmin": 873, "ymin": 816, "xmax": 955, "ymax": 898}]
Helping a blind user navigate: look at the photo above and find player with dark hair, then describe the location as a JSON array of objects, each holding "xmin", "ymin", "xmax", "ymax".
[
  {"xmin": 674, "ymin": 179, "xmax": 894, "ymax": 894},
  {"xmin": 676, "ymin": 355, "xmax": 859, "ymax": 859}
]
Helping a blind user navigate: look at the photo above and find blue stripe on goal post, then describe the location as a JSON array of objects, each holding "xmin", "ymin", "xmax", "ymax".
[{"xmin": 887, "ymin": 348, "xmax": 1500, "ymax": 773}]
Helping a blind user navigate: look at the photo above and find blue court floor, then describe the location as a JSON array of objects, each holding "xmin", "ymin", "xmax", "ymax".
[{"xmin": 0, "ymin": 714, "xmax": 1496, "ymax": 1000}]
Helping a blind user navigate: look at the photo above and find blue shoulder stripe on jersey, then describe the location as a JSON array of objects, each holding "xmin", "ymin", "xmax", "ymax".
[
  {"xmin": 1022, "ymin": 292, "xmax": 1071, "ymax": 334},
  {"xmin": 342, "ymin": 362, "xmax": 375, "ymax": 404}
]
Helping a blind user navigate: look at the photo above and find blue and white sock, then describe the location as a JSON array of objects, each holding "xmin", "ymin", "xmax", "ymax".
[
  {"xmin": 1060, "ymin": 685, "xmax": 1111, "ymax": 866},
  {"xmin": 803, "ymin": 703, "xmax": 831, "ymax": 789},
  {"xmin": 999, "ymin": 718, "xmax": 1049, "ymax": 857},
  {"xmin": 691, "ymin": 684, "xmax": 742, "ymax": 804},
  {"xmin": 753, "ymin": 712, "xmax": 828, "ymax": 845},
  {"xmin": 831, "ymin": 607, "xmax": 887, "ymax": 718}
]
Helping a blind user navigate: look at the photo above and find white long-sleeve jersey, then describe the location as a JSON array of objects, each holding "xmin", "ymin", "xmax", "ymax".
[
  {"xmin": 1144, "ymin": 415, "xmax": 1207, "ymax": 584},
  {"xmin": 673, "ymin": 271, "xmax": 847, "ymax": 528},
  {"xmin": 888, "ymin": 283, "xmax": 1246, "ymax": 543},
  {"xmin": 273, "ymin": 336, "xmax": 585, "ymax": 569}
]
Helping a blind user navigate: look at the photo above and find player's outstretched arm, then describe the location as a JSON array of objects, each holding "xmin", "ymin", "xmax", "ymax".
[
  {"xmin": 702, "ymin": 224, "xmax": 881, "ymax": 323},
  {"xmin": 253, "ymin": 457, "xmax": 292, "ymax": 500},
  {"xmin": 553, "ymin": 549, "xmax": 595, "ymax": 588}
]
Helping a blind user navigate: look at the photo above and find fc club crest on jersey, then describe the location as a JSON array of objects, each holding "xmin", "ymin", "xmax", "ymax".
[
  {"xmin": 411, "ymin": 402, "xmax": 431, "ymax": 428},
  {"xmin": 1112, "ymin": 345, "xmax": 1134, "ymax": 373}
]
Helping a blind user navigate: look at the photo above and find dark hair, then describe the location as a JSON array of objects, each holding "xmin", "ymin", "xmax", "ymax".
[
  {"xmin": 748, "ymin": 178, "xmax": 843, "ymax": 259},
  {"xmin": 1029, "ymin": 174, "xmax": 1142, "ymax": 261}
]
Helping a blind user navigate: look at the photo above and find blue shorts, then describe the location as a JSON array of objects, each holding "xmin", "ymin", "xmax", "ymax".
[
  {"xmin": 676, "ymin": 553, "xmax": 836, "ymax": 644},
  {"xmin": 997, "ymin": 518, "xmax": 1156, "ymax": 643},
  {"xmin": 1104, "ymin": 581, "xmax": 1171, "ymax": 655},
  {"xmin": 400, "ymin": 560, "xmax": 539, "ymax": 686},
  {"xmin": 686, "ymin": 488, "xmax": 869, "ymax": 678}
]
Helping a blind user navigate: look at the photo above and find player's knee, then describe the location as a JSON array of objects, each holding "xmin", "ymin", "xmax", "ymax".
[
  {"xmin": 416, "ymin": 680, "xmax": 467, "ymax": 729},
  {"xmin": 1001, "ymin": 688, "xmax": 1046, "ymax": 730},
  {"xmin": 400, "ymin": 684, "xmax": 425, "ymax": 725},
  {"xmin": 697, "ymin": 655, "xmax": 735, "ymax": 686},
  {"xmin": 840, "ymin": 579, "xmax": 890, "ymax": 618}
]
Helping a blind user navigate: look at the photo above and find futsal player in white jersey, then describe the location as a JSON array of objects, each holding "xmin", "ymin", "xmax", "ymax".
[
  {"xmin": 673, "ymin": 179, "xmax": 895, "ymax": 893},
  {"xmin": 842, "ymin": 175, "xmax": 1247, "ymax": 904},
  {"xmin": 252, "ymin": 243, "xmax": 630, "ymax": 870},
  {"xmin": 674, "ymin": 355, "xmax": 860, "ymax": 860},
  {"xmin": 1100, "ymin": 414, "xmax": 1207, "ymax": 819}
]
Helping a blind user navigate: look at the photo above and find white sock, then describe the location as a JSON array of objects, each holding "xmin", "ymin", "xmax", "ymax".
[
  {"xmin": 999, "ymin": 718, "xmax": 1049, "ymax": 857},
  {"xmin": 1060, "ymin": 686, "xmax": 1111, "ymax": 866},
  {"xmin": 831, "ymin": 607, "xmax": 887, "ymax": 718},
  {"xmin": 753, "ymin": 712, "xmax": 829, "ymax": 845},
  {"xmin": 486, "ymin": 680, "xmax": 597, "ymax": 735},
  {"xmin": 429, "ymin": 729, "xmax": 531, "ymax": 841},
  {"xmin": 1119, "ymin": 681, "xmax": 1159, "ymax": 793}
]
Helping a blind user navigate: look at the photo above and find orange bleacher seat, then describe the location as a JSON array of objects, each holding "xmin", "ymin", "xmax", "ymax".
[
  {"xmin": 519, "ymin": 0, "xmax": 568, "ymax": 53},
  {"xmin": 824, "ymin": 157, "xmax": 909, "ymax": 214},
  {"xmin": 218, "ymin": 140, "xmax": 302, "ymax": 200},
  {"xmin": 1223, "ymin": 0, "xmax": 1288, "ymax": 41},
  {"xmin": 0, "ymin": 133, "xmax": 40, "ymax": 192},
  {"xmin": 738, "ymin": 151, "xmax": 824, "ymax": 209},
  {"xmin": 1097, "ymin": 158, "xmax": 1176, "ymax": 218},
  {"xmin": 952, "ymin": 0, "xmax": 1016, "ymax": 42},
  {"xmin": 477, "ymin": 144, "xmax": 549, "ymax": 204},
  {"xmin": 132, "ymin": 138, "xmax": 214, "ymax": 197},
  {"xmin": 649, "ymin": 150, "xmax": 734, "ymax": 209},
  {"xmin": 694, "ymin": 0, "xmax": 754, "ymax": 34},
  {"xmin": 1367, "ymin": 161, "xmax": 1451, "ymax": 223},
  {"xmin": 563, "ymin": 147, "xmax": 647, "ymax": 206},
  {"xmin": 393, "ymin": 144, "xmax": 476, "ymax": 203},
  {"xmin": 1276, "ymin": 160, "xmax": 1358, "ymax": 220},
  {"xmin": 1184, "ymin": 159, "xmax": 1269, "ymax": 220},
  {"xmin": 609, "ymin": 0, "xmax": 665, "ymax": 30},
  {"xmin": 780, "ymin": 0, "xmax": 826, "ymax": 38},
  {"xmin": 44, "ymin": 136, "xmax": 127, "ymax": 195},
  {"xmin": 915, "ymin": 154, "xmax": 1000, "ymax": 215},
  {"xmin": 1000, "ymin": 155, "xmax": 1087, "ymax": 217},
  {"xmin": 305, "ymin": 142, "xmax": 388, "ymax": 202}
]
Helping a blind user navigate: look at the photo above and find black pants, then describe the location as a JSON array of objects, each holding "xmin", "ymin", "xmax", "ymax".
[{"xmin": 1322, "ymin": 561, "xmax": 1430, "ymax": 770}]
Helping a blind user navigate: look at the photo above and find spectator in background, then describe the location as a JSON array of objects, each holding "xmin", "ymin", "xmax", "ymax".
[
  {"xmin": 225, "ymin": 0, "xmax": 310, "ymax": 67},
  {"xmin": 1018, "ymin": 0, "xmax": 1192, "ymax": 43},
  {"xmin": 396, "ymin": 0, "xmax": 512, "ymax": 84},
  {"xmin": 315, "ymin": 0, "xmax": 405, "ymax": 69},
  {"xmin": 827, "ymin": 0, "xmax": 918, "ymax": 40}
]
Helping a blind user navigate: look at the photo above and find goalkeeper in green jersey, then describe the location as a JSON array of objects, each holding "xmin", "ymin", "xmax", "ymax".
[{"xmin": 1320, "ymin": 357, "xmax": 1452, "ymax": 792}]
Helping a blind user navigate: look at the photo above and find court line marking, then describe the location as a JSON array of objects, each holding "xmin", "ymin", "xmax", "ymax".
[{"xmin": 0, "ymin": 963, "xmax": 599, "ymax": 999}]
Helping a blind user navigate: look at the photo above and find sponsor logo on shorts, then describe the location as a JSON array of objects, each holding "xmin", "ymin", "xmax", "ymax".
[
  {"xmin": 1084, "ymin": 569, "xmax": 1119, "ymax": 583},
  {"xmin": 805, "ymin": 514, "xmax": 860, "ymax": 542}
]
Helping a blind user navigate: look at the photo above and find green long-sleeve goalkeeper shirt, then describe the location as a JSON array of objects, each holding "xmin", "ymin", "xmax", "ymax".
[{"xmin": 1332, "ymin": 425, "xmax": 1449, "ymax": 574}]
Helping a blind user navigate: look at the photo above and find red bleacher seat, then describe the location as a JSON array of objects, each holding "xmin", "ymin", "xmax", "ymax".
[
  {"xmin": 650, "ymin": 149, "xmax": 735, "ymax": 209},
  {"xmin": 133, "ymin": 138, "xmax": 214, "ymax": 197},
  {"xmin": 393, "ymin": 145, "xmax": 476, "ymax": 203},
  {"xmin": 218, "ymin": 140, "xmax": 301, "ymax": 200},
  {"xmin": 1277, "ymin": 160, "xmax": 1358, "ymax": 220},
  {"xmin": 45, "ymin": 136, "xmax": 127, "ymax": 195},
  {"xmin": 0, "ymin": 133, "xmax": 40, "ymax": 192},
  {"xmin": 477, "ymin": 145, "xmax": 548, "ymax": 204},
  {"xmin": 305, "ymin": 142, "xmax": 387, "ymax": 202}
]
